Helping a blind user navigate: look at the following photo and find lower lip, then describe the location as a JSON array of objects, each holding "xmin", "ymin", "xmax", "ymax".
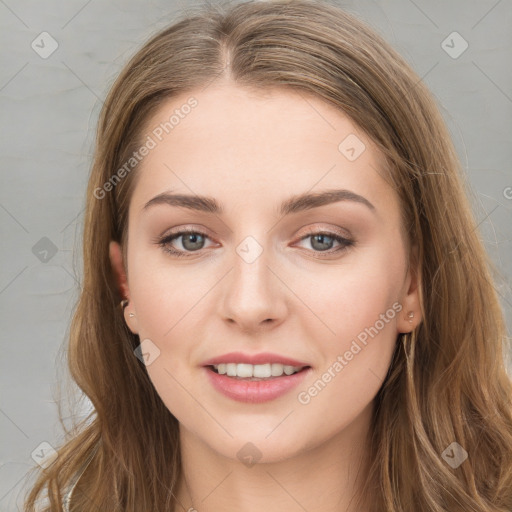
[{"xmin": 203, "ymin": 366, "xmax": 312, "ymax": 403}]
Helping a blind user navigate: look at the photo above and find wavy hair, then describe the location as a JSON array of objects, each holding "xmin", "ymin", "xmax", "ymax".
[{"xmin": 23, "ymin": 1, "xmax": 512, "ymax": 510}]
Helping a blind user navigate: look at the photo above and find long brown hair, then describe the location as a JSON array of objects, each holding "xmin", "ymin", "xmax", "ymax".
[{"xmin": 23, "ymin": 1, "xmax": 512, "ymax": 510}]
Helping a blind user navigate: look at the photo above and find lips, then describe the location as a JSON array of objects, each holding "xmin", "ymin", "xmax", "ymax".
[
  {"xmin": 201, "ymin": 351, "xmax": 311, "ymax": 368},
  {"xmin": 203, "ymin": 365, "xmax": 312, "ymax": 403}
]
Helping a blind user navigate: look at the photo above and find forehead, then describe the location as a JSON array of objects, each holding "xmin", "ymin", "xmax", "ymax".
[{"xmin": 129, "ymin": 83, "xmax": 394, "ymax": 216}]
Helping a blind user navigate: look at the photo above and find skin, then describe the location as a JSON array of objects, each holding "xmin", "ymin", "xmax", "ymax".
[{"xmin": 109, "ymin": 82, "xmax": 421, "ymax": 512}]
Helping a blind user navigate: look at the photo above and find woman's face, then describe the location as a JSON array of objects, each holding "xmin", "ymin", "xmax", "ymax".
[{"xmin": 110, "ymin": 83, "xmax": 420, "ymax": 463}]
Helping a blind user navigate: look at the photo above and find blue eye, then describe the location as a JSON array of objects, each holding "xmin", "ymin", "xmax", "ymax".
[
  {"xmin": 297, "ymin": 232, "xmax": 354, "ymax": 254},
  {"xmin": 157, "ymin": 229, "xmax": 213, "ymax": 258},
  {"xmin": 156, "ymin": 229, "xmax": 354, "ymax": 258}
]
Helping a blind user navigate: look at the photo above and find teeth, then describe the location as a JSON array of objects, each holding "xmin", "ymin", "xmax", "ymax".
[{"xmin": 214, "ymin": 363, "xmax": 304, "ymax": 378}]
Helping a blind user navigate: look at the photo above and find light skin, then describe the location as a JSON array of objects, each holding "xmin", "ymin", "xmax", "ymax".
[{"xmin": 109, "ymin": 82, "xmax": 421, "ymax": 512}]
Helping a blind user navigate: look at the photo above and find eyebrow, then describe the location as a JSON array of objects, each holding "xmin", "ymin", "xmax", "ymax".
[{"xmin": 142, "ymin": 188, "xmax": 376, "ymax": 216}]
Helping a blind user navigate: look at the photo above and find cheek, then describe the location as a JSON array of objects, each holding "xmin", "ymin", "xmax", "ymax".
[
  {"xmin": 127, "ymin": 253, "xmax": 218, "ymax": 398},
  {"xmin": 296, "ymin": 241, "xmax": 404, "ymax": 402},
  {"xmin": 128, "ymin": 248, "xmax": 215, "ymax": 339},
  {"xmin": 306, "ymin": 243, "xmax": 405, "ymax": 345},
  {"xmin": 292, "ymin": 291, "xmax": 400, "ymax": 446}
]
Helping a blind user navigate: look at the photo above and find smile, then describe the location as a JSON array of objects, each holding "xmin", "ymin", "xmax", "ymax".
[
  {"xmin": 211, "ymin": 362, "xmax": 306, "ymax": 379},
  {"xmin": 204, "ymin": 365, "xmax": 312, "ymax": 403}
]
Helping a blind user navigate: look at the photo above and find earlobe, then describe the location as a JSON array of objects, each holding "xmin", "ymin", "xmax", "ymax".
[{"xmin": 397, "ymin": 249, "xmax": 423, "ymax": 333}]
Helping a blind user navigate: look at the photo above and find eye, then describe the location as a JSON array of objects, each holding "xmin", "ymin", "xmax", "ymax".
[
  {"xmin": 155, "ymin": 227, "xmax": 354, "ymax": 259},
  {"xmin": 294, "ymin": 230, "xmax": 354, "ymax": 257},
  {"xmin": 156, "ymin": 228, "xmax": 215, "ymax": 258}
]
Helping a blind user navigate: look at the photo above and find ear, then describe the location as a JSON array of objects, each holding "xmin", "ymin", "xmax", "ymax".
[
  {"xmin": 109, "ymin": 241, "xmax": 129, "ymax": 299},
  {"xmin": 109, "ymin": 241, "xmax": 138, "ymax": 334},
  {"xmin": 396, "ymin": 246, "xmax": 422, "ymax": 333}
]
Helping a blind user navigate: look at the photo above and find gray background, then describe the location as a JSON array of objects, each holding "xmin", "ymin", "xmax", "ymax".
[{"xmin": 1, "ymin": 0, "xmax": 511, "ymax": 509}]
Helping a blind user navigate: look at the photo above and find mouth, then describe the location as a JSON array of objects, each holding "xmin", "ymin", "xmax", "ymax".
[
  {"xmin": 203, "ymin": 363, "xmax": 313, "ymax": 403},
  {"xmin": 206, "ymin": 363, "xmax": 311, "ymax": 381}
]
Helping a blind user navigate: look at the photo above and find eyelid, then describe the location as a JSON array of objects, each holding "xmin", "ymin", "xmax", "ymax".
[
  {"xmin": 296, "ymin": 224, "xmax": 352, "ymax": 240},
  {"xmin": 157, "ymin": 224, "xmax": 214, "ymax": 239}
]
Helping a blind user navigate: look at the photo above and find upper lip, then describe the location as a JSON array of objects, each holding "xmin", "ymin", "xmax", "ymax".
[{"xmin": 202, "ymin": 352, "xmax": 311, "ymax": 367}]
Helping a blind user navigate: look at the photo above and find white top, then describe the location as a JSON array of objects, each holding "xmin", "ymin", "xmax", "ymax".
[{"xmin": 62, "ymin": 443, "xmax": 99, "ymax": 512}]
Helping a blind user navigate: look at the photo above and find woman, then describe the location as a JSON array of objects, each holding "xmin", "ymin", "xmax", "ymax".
[{"xmin": 23, "ymin": 1, "xmax": 512, "ymax": 511}]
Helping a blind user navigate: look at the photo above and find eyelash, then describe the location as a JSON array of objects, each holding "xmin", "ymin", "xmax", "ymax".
[{"xmin": 155, "ymin": 227, "xmax": 354, "ymax": 259}]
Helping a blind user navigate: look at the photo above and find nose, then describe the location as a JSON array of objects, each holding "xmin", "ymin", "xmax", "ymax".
[{"xmin": 219, "ymin": 239, "xmax": 288, "ymax": 333}]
